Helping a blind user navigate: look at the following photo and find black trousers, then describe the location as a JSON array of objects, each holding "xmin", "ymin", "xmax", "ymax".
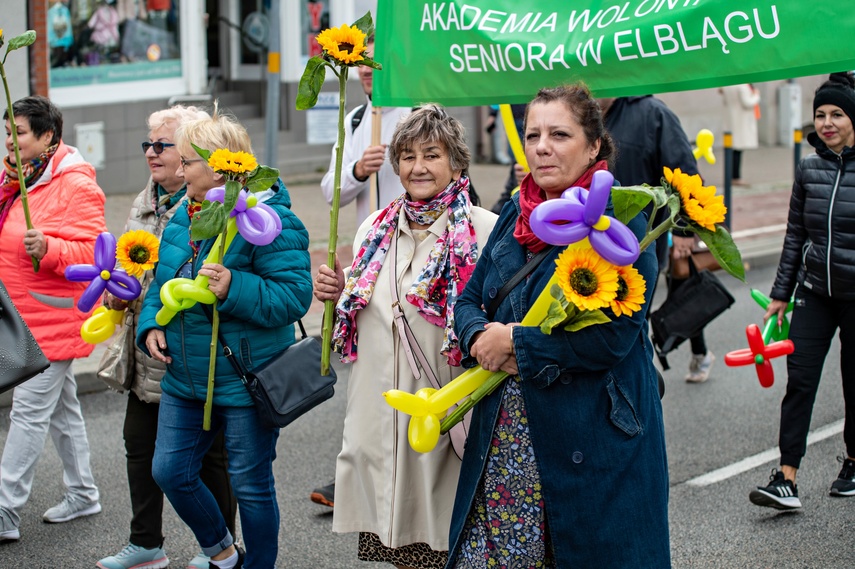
[
  {"xmin": 732, "ymin": 149, "xmax": 743, "ymax": 180},
  {"xmin": 124, "ymin": 391, "xmax": 237, "ymax": 549},
  {"xmin": 779, "ymin": 287, "xmax": 855, "ymax": 468}
]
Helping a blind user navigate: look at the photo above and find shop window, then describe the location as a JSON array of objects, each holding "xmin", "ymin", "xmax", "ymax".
[{"xmin": 48, "ymin": 0, "xmax": 182, "ymax": 88}]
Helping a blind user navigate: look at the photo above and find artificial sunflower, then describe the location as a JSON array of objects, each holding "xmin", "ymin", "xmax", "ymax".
[
  {"xmin": 116, "ymin": 230, "xmax": 160, "ymax": 277},
  {"xmin": 207, "ymin": 149, "xmax": 258, "ymax": 176},
  {"xmin": 663, "ymin": 167, "xmax": 727, "ymax": 231},
  {"xmin": 316, "ymin": 24, "xmax": 367, "ymax": 65},
  {"xmin": 555, "ymin": 243, "xmax": 619, "ymax": 311},
  {"xmin": 610, "ymin": 265, "xmax": 646, "ymax": 317}
]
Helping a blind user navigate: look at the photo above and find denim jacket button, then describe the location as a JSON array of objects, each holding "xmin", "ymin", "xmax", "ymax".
[
  {"xmin": 488, "ymin": 286, "xmax": 498, "ymax": 298},
  {"xmin": 572, "ymin": 451, "xmax": 584, "ymax": 464}
]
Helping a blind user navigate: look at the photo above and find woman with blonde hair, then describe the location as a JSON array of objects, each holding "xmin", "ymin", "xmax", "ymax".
[
  {"xmin": 139, "ymin": 107, "xmax": 313, "ymax": 568},
  {"xmin": 97, "ymin": 105, "xmax": 238, "ymax": 569}
]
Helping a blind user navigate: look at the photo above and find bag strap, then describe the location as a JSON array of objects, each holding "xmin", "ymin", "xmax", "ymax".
[
  {"xmin": 486, "ymin": 245, "xmax": 554, "ymax": 321},
  {"xmin": 388, "ymin": 237, "xmax": 442, "ymax": 391},
  {"xmin": 687, "ymin": 254, "xmax": 699, "ymax": 278},
  {"xmin": 200, "ymin": 304, "xmax": 249, "ymax": 382}
]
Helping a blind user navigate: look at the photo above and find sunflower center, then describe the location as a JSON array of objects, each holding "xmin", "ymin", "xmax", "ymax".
[
  {"xmin": 129, "ymin": 244, "xmax": 151, "ymax": 264},
  {"xmin": 569, "ymin": 268, "xmax": 599, "ymax": 297},
  {"xmin": 615, "ymin": 276, "xmax": 628, "ymax": 301},
  {"xmin": 338, "ymin": 42, "xmax": 355, "ymax": 54}
]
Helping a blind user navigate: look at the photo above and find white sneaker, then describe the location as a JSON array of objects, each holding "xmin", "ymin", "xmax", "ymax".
[
  {"xmin": 42, "ymin": 493, "xmax": 102, "ymax": 523},
  {"xmin": 0, "ymin": 509, "xmax": 19, "ymax": 542},
  {"xmin": 685, "ymin": 352, "xmax": 715, "ymax": 383}
]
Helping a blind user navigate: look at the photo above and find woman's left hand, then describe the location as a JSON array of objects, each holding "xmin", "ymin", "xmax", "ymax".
[
  {"xmin": 23, "ymin": 229, "xmax": 48, "ymax": 260},
  {"xmin": 200, "ymin": 263, "xmax": 231, "ymax": 300},
  {"xmin": 471, "ymin": 322, "xmax": 518, "ymax": 373}
]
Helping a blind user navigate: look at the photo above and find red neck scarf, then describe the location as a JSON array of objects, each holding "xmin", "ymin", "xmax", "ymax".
[{"xmin": 513, "ymin": 160, "xmax": 609, "ymax": 253}]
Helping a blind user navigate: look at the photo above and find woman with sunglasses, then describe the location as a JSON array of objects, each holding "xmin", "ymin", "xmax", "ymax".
[{"xmin": 97, "ymin": 105, "xmax": 239, "ymax": 569}]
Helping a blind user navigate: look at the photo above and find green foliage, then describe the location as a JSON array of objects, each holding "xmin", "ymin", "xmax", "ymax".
[
  {"xmin": 7, "ymin": 31, "xmax": 35, "ymax": 52},
  {"xmin": 296, "ymin": 56, "xmax": 326, "ymax": 110},
  {"xmin": 352, "ymin": 11, "xmax": 375, "ymax": 38},
  {"xmin": 611, "ymin": 185, "xmax": 656, "ymax": 224},
  {"xmin": 563, "ymin": 309, "xmax": 612, "ymax": 332},
  {"xmin": 190, "ymin": 201, "xmax": 227, "ymax": 241},
  {"xmin": 191, "ymin": 143, "xmax": 211, "ymax": 162},
  {"xmin": 223, "ymin": 180, "xmax": 241, "ymax": 213},
  {"xmin": 696, "ymin": 225, "xmax": 746, "ymax": 280},
  {"xmin": 245, "ymin": 166, "xmax": 280, "ymax": 193}
]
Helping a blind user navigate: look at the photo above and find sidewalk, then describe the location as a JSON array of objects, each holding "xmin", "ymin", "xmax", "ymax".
[{"xmin": 1, "ymin": 145, "xmax": 797, "ymax": 406}]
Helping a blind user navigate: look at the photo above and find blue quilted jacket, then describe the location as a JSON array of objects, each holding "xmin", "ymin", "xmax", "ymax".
[{"xmin": 137, "ymin": 181, "xmax": 313, "ymax": 407}]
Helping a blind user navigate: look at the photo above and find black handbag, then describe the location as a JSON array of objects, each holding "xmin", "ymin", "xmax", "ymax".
[
  {"xmin": 650, "ymin": 256, "xmax": 735, "ymax": 369},
  {"xmin": 208, "ymin": 312, "xmax": 337, "ymax": 430},
  {"xmin": 0, "ymin": 278, "xmax": 50, "ymax": 394}
]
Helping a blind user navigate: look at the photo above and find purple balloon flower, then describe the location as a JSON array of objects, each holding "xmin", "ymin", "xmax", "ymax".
[
  {"xmin": 64, "ymin": 232, "xmax": 142, "ymax": 312},
  {"xmin": 205, "ymin": 187, "xmax": 282, "ymax": 246},
  {"xmin": 530, "ymin": 170, "xmax": 640, "ymax": 266}
]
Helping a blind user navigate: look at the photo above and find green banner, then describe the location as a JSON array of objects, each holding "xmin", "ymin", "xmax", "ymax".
[{"xmin": 373, "ymin": 1, "xmax": 855, "ymax": 107}]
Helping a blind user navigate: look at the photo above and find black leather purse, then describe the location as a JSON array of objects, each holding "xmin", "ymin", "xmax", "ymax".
[
  {"xmin": 0, "ymin": 278, "xmax": 50, "ymax": 394},
  {"xmin": 203, "ymin": 305, "xmax": 336, "ymax": 430},
  {"xmin": 650, "ymin": 256, "xmax": 735, "ymax": 369}
]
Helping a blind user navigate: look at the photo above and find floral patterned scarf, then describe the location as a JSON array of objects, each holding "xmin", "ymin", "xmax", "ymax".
[
  {"xmin": 332, "ymin": 176, "xmax": 477, "ymax": 366},
  {"xmin": 0, "ymin": 144, "xmax": 58, "ymax": 231}
]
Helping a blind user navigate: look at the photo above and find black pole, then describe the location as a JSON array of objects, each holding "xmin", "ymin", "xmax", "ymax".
[{"xmin": 723, "ymin": 130, "xmax": 733, "ymax": 230}]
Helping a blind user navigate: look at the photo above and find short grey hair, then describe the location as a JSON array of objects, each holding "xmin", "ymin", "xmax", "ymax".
[
  {"xmin": 148, "ymin": 105, "xmax": 210, "ymax": 133},
  {"xmin": 388, "ymin": 104, "xmax": 470, "ymax": 175}
]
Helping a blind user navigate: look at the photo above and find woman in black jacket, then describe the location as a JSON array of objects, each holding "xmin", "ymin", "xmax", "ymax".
[{"xmin": 750, "ymin": 73, "xmax": 855, "ymax": 510}]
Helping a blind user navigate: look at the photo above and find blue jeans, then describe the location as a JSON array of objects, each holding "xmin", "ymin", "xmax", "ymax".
[{"xmin": 153, "ymin": 393, "xmax": 280, "ymax": 568}]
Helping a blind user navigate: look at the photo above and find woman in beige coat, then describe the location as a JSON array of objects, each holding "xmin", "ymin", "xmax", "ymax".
[
  {"xmin": 314, "ymin": 105, "xmax": 497, "ymax": 569},
  {"xmin": 721, "ymin": 83, "xmax": 761, "ymax": 184}
]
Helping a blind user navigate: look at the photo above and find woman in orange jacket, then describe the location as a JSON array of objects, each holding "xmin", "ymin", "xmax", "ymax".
[{"xmin": 0, "ymin": 96, "xmax": 107, "ymax": 541}]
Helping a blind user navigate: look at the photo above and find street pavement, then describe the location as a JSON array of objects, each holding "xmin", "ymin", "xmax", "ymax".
[{"xmin": 3, "ymin": 145, "xmax": 844, "ymax": 568}]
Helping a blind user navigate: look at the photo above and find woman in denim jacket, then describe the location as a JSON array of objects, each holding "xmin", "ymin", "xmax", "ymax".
[{"xmin": 448, "ymin": 85, "xmax": 670, "ymax": 568}]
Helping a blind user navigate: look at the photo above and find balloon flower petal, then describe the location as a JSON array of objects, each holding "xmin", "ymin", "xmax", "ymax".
[
  {"xmin": 724, "ymin": 323, "xmax": 794, "ymax": 388},
  {"xmin": 531, "ymin": 170, "xmax": 640, "ymax": 266},
  {"xmin": 205, "ymin": 187, "xmax": 281, "ymax": 246},
  {"xmin": 64, "ymin": 232, "xmax": 142, "ymax": 312}
]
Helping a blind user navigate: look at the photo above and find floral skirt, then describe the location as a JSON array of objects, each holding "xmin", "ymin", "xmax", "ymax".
[
  {"xmin": 358, "ymin": 532, "xmax": 447, "ymax": 569},
  {"xmin": 453, "ymin": 377, "xmax": 555, "ymax": 569}
]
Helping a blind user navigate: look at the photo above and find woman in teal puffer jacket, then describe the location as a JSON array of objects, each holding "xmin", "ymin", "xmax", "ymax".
[{"xmin": 137, "ymin": 108, "xmax": 312, "ymax": 569}]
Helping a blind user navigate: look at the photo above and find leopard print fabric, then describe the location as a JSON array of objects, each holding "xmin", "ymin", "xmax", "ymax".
[{"xmin": 358, "ymin": 532, "xmax": 447, "ymax": 569}]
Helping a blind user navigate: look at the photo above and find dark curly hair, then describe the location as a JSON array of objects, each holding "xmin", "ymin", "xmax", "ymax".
[{"xmin": 523, "ymin": 84, "xmax": 615, "ymax": 167}]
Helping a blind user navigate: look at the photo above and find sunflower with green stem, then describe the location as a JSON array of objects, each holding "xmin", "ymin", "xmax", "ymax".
[{"xmin": 296, "ymin": 11, "xmax": 381, "ymax": 375}]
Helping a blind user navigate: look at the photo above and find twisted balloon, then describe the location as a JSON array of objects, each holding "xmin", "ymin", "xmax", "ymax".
[
  {"xmin": 530, "ymin": 170, "xmax": 640, "ymax": 266},
  {"xmin": 65, "ymin": 232, "xmax": 141, "ymax": 312},
  {"xmin": 206, "ymin": 186, "xmax": 282, "ymax": 246}
]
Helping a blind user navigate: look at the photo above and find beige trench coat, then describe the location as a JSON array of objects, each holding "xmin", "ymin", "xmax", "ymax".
[
  {"xmin": 332, "ymin": 205, "xmax": 497, "ymax": 550},
  {"xmin": 721, "ymin": 83, "xmax": 761, "ymax": 150}
]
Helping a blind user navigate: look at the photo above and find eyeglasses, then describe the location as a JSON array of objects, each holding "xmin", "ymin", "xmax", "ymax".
[
  {"xmin": 180, "ymin": 156, "xmax": 204, "ymax": 167},
  {"xmin": 142, "ymin": 141, "xmax": 175, "ymax": 155}
]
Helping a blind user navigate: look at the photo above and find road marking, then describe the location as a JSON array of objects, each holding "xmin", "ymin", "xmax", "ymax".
[
  {"xmin": 683, "ymin": 419, "xmax": 844, "ymax": 487},
  {"xmin": 730, "ymin": 224, "xmax": 788, "ymax": 239}
]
